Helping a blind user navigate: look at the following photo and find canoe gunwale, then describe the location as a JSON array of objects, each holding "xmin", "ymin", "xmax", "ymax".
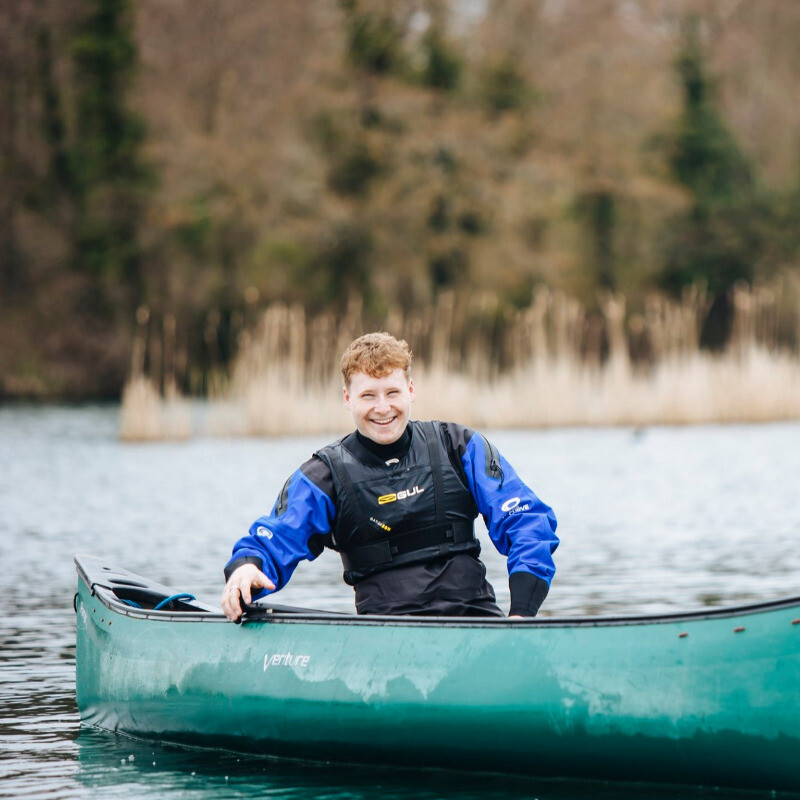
[{"xmin": 75, "ymin": 553, "xmax": 800, "ymax": 629}]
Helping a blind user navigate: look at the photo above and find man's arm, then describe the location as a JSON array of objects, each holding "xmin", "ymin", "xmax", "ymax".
[
  {"xmin": 221, "ymin": 458, "xmax": 335, "ymax": 620},
  {"xmin": 445, "ymin": 423, "xmax": 558, "ymax": 617}
]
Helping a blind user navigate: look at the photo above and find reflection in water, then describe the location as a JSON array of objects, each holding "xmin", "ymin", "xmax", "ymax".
[
  {"xmin": 73, "ymin": 728, "xmax": 768, "ymax": 800},
  {"xmin": 3, "ymin": 407, "xmax": 800, "ymax": 799}
]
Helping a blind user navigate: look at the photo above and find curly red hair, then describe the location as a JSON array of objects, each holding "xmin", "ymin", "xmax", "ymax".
[{"xmin": 340, "ymin": 332, "xmax": 412, "ymax": 387}]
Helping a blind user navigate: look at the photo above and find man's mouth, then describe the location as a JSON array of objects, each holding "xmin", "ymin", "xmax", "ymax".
[{"xmin": 371, "ymin": 417, "xmax": 396, "ymax": 426}]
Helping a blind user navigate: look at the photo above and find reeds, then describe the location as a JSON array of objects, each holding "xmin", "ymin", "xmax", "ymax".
[
  {"xmin": 119, "ymin": 277, "xmax": 800, "ymax": 439},
  {"xmin": 119, "ymin": 307, "xmax": 193, "ymax": 441}
]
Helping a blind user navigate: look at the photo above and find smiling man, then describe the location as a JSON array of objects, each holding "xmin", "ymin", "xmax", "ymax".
[{"xmin": 221, "ymin": 332, "xmax": 558, "ymax": 620}]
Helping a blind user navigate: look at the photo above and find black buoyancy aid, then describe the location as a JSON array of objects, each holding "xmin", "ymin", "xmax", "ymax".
[{"xmin": 315, "ymin": 420, "xmax": 480, "ymax": 585}]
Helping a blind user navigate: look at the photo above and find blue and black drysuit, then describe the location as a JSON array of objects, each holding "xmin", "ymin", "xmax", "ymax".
[{"xmin": 225, "ymin": 420, "xmax": 558, "ymax": 616}]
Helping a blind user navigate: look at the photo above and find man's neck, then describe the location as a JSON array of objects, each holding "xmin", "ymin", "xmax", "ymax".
[{"xmin": 355, "ymin": 425, "xmax": 412, "ymax": 462}]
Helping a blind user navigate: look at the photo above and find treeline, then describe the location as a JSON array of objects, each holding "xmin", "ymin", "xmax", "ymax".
[
  {"xmin": 2, "ymin": 0, "xmax": 800, "ymax": 398},
  {"xmin": 1, "ymin": 0, "xmax": 151, "ymax": 396}
]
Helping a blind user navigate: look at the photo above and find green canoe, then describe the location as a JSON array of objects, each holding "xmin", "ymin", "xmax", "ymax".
[{"xmin": 74, "ymin": 554, "xmax": 800, "ymax": 791}]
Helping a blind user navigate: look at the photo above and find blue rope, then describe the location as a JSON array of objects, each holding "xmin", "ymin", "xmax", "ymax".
[
  {"xmin": 120, "ymin": 598, "xmax": 141, "ymax": 608},
  {"xmin": 154, "ymin": 593, "xmax": 196, "ymax": 610}
]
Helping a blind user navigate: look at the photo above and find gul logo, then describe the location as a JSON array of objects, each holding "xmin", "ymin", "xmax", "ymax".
[
  {"xmin": 256, "ymin": 526, "xmax": 273, "ymax": 539},
  {"xmin": 378, "ymin": 486, "xmax": 425, "ymax": 505},
  {"xmin": 370, "ymin": 516, "xmax": 391, "ymax": 532}
]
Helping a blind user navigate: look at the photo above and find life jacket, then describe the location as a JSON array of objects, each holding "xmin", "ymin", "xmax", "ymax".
[{"xmin": 315, "ymin": 420, "xmax": 481, "ymax": 585}]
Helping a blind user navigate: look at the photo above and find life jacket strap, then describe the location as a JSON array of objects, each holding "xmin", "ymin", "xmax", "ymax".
[{"xmin": 340, "ymin": 519, "xmax": 477, "ymax": 578}]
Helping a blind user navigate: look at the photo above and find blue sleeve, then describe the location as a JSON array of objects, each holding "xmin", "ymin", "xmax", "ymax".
[
  {"xmin": 225, "ymin": 468, "xmax": 335, "ymax": 596},
  {"xmin": 461, "ymin": 434, "xmax": 558, "ymax": 584}
]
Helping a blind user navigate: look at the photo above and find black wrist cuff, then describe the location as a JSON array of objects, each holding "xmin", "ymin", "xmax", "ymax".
[
  {"xmin": 224, "ymin": 555, "xmax": 263, "ymax": 582},
  {"xmin": 508, "ymin": 572, "xmax": 549, "ymax": 617}
]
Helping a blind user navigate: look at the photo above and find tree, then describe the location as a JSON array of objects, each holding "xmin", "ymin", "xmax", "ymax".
[
  {"xmin": 420, "ymin": 28, "xmax": 462, "ymax": 92},
  {"xmin": 661, "ymin": 18, "xmax": 763, "ymax": 348},
  {"xmin": 70, "ymin": 0, "xmax": 152, "ymax": 315}
]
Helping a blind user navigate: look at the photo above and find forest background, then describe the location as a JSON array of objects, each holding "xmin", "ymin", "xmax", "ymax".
[{"xmin": 2, "ymin": 0, "xmax": 800, "ymax": 432}]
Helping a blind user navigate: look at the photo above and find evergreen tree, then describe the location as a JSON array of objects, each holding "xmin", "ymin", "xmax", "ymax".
[
  {"xmin": 576, "ymin": 187, "xmax": 617, "ymax": 291},
  {"xmin": 342, "ymin": 1, "xmax": 404, "ymax": 76},
  {"xmin": 661, "ymin": 19, "xmax": 763, "ymax": 348},
  {"xmin": 420, "ymin": 28, "xmax": 462, "ymax": 92},
  {"xmin": 37, "ymin": 28, "xmax": 76, "ymax": 201},
  {"xmin": 70, "ymin": 0, "xmax": 152, "ymax": 315}
]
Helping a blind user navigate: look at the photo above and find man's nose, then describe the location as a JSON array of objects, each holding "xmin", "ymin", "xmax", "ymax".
[{"xmin": 374, "ymin": 394, "xmax": 390, "ymax": 411}]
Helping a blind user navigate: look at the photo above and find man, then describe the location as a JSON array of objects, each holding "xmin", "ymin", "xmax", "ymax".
[{"xmin": 222, "ymin": 332, "xmax": 558, "ymax": 621}]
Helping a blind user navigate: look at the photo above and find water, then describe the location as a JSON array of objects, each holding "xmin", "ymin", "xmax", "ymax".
[{"xmin": 2, "ymin": 405, "xmax": 799, "ymax": 799}]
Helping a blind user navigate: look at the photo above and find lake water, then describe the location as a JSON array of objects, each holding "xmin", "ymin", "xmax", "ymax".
[{"xmin": 2, "ymin": 405, "xmax": 799, "ymax": 799}]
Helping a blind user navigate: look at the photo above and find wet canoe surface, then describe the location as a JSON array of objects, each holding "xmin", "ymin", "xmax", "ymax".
[{"xmin": 75, "ymin": 555, "xmax": 800, "ymax": 791}]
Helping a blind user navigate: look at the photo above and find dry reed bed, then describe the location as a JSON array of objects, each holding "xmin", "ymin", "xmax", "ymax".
[{"xmin": 119, "ymin": 281, "xmax": 800, "ymax": 440}]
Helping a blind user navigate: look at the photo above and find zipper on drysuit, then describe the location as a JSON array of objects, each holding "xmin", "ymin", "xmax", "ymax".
[{"xmin": 484, "ymin": 437, "xmax": 504, "ymax": 489}]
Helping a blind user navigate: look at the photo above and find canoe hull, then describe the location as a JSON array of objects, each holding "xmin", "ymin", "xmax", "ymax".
[{"xmin": 74, "ymin": 556, "xmax": 800, "ymax": 790}]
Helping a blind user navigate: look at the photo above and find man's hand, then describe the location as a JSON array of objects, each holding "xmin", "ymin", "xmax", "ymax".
[{"xmin": 221, "ymin": 563, "xmax": 275, "ymax": 621}]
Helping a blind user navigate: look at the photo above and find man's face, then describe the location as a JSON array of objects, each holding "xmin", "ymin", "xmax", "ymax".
[{"xmin": 343, "ymin": 369, "xmax": 415, "ymax": 445}]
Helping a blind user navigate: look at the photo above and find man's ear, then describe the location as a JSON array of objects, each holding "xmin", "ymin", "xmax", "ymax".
[
  {"xmin": 342, "ymin": 385, "xmax": 351, "ymax": 409},
  {"xmin": 408, "ymin": 378, "xmax": 416, "ymax": 401}
]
